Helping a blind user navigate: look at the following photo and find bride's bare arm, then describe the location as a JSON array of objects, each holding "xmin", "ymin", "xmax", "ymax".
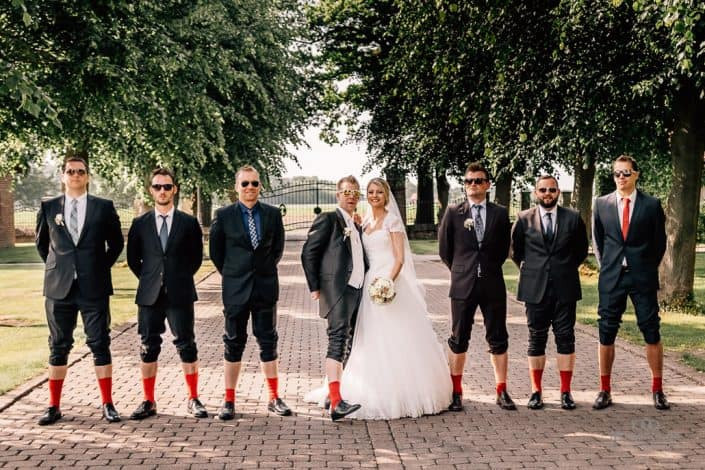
[{"xmin": 388, "ymin": 231, "xmax": 405, "ymax": 281}]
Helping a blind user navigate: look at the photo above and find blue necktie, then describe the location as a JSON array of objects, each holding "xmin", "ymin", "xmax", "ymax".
[
  {"xmin": 247, "ymin": 208, "xmax": 259, "ymax": 249},
  {"xmin": 159, "ymin": 215, "xmax": 168, "ymax": 252}
]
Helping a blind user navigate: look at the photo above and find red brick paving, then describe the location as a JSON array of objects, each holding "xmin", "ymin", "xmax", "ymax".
[{"xmin": 2, "ymin": 241, "xmax": 705, "ymax": 469}]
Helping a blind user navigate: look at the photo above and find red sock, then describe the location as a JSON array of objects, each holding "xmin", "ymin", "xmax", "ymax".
[
  {"xmin": 225, "ymin": 388, "xmax": 235, "ymax": 402},
  {"xmin": 559, "ymin": 370, "xmax": 573, "ymax": 393},
  {"xmin": 142, "ymin": 376, "xmax": 156, "ymax": 403},
  {"xmin": 496, "ymin": 382, "xmax": 507, "ymax": 395},
  {"xmin": 329, "ymin": 381, "xmax": 342, "ymax": 410},
  {"xmin": 266, "ymin": 377, "xmax": 279, "ymax": 401},
  {"xmin": 600, "ymin": 374, "xmax": 611, "ymax": 392},
  {"xmin": 451, "ymin": 374, "xmax": 463, "ymax": 394},
  {"xmin": 184, "ymin": 372, "xmax": 198, "ymax": 400},
  {"xmin": 652, "ymin": 376, "xmax": 663, "ymax": 393},
  {"xmin": 48, "ymin": 378, "xmax": 64, "ymax": 408},
  {"xmin": 530, "ymin": 369, "xmax": 543, "ymax": 392},
  {"xmin": 98, "ymin": 377, "xmax": 113, "ymax": 405}
]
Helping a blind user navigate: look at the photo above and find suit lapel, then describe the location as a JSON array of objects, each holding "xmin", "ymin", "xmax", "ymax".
[
  {"xmin": 256, "ymin": 204, "xmax": 268, "ymax": 251},
  {"xmin": 165, "ymin": 210, "xmax": 182, "ymax": 253},
  {"xmin": 625, "ymin": 191, "xmax": 644, "ymax": 242},
  {"xmin": 459, "ymin": 201, "xmax": 479, "ymax": 248},
  {"xmin": 549, "ymin": 207, "xmax": 562, "ymax": 251},
  {"xmin": 75, "ymin": 194, "xmax": 94, "ymax": 246},
  {"xmin": 606, "ymin": 193, "xmax": 624, "ymax": 241},
  {"xmin": 55, "ymin": 196, "xmax": 75, "ymax": 246},
  {"xmin": 231, "ymin": 203, "xmax": 251, "ymax": 250},
  {"xmin": 335, "ymin": 209, "xmax": 352, "ymax": 254},
  {"xmin": 145, "ymin": 211, "xmax": 162, "ymax": 252}
]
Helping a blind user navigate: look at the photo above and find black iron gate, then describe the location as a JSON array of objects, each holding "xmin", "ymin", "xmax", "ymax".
[{"xmin": 260, "ymin": 180, "xmax": 340, "ymax": 231}]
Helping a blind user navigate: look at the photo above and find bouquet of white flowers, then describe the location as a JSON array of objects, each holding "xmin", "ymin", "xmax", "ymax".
[{"xmin": 369, "ymin": 277, "xmax": 396, "ymax": 305}]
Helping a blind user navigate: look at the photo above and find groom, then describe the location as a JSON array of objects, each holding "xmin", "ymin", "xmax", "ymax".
[{"xmin": 301, "ymin": 175, "xmax": 367, "ymax": 421}]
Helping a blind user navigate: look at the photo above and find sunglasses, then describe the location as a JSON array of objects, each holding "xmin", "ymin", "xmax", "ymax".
[
  {"xmin": 464, "ymin": 178, "xmax": 488, "ymax": 185},
  {"xmin": 537, "ymin": 187, "xmax": 558, "ymax": 194},
  {"xmin": 613, "ymin": 170, "xmax": 634, "ymax": 178},
  {"xmin": 64, "ymin": 168, "xmax": 87, "ymax": 176},
  {"xmin": 241, "ymin": 180, "xmax": 260, "ymax": 188},
  {"xmin": 338, "ymin": 189, "xmax": 362, "ymax": 198},
  {"xmin": 151, "ymin": 183, "xmax": 174, "ymax": 191}
]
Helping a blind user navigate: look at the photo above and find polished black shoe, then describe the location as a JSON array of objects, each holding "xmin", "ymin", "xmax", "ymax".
[
  {"xmin": 653, "ymin": 391, "xmax": 670, "ymax": 410},
  {"xmin": 218, "ymin": 401, "xmax": 235, "ymax": 420},
  {"xmin": 267, "ymin": 397, "xmax": 292, "ymax": 416},
  {"xmin": 187, "ymin": 398, "xmax": 208, "ymax": 418},
  {"xmin": 38, "ymin": 406, "xmax": 62, "ymax": 426},
  {"xmin": 592, "ymin": 390, "xmax": 612, "ymax": 410},
  {"xmin": 561, "ymin": 392, "xmax": 576, "ymax": 410},
  {"xmin": 496, "ymin": 390, "xmax": 517, "ymax": 410},
  {"xmin": 130, "ymin": 400, "xmax": 157, "ymax": 420},
  {"xmin": 330, "ymin": 400, "xmax": 361, "ymax": 421},
  {"xmin": 527, "ymin": 391, "xmax": 543, "ymax": 410},
  {"xmin": 448, "ymin": 392, "xmax": 464, "ymax": 412},
  {"xmin": 102, "ymin": 403, "xmax": 121, "ymax": 423}
]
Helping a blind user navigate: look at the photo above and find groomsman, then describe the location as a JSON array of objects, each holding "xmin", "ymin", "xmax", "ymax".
[
  {"xmin": 511, "ymin": 175, "xmax": 588, "ymax": 410},
  {"xmin": 126, "ymin": 168, "xmax": 206, "ymax": 420},
  {"xmin": 592, "ymin": 155, "xmax": 669, "ymax": 410},
  {"xmin": 35, "ymin": 156, "xmax": 124, "ymax": 425},
  {"xmin": 439, "ymin": 162, "xmax": 515, "ymax": 411},
  {"xmin": 209, "ymin": 164, "xmax": 291, "ymax": 419}
]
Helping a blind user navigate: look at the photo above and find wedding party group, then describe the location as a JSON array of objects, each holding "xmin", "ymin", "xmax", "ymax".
[{"xmin": 33, "ymin": 154, "xmax": 668, "ymax": 426}]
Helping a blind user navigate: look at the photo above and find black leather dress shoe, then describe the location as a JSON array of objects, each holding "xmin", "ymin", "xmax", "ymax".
[
  {"xmin": 188, "ymin": 398, "xmax": 208, "ymax": 418},
  {"xmin": 268, "ymin": 398, "xmax": 292, "ymax": 416},
  {"xmin": 592, "ymin": 390, "xmax": 612, "ymax": 410},
  {"xmin": 102, "ymin": 403, "xmax": 121, "ymax": 423},
  {"xmin": 130, "ymin": 400, "xmax": 157, "ymax": 420},
  {"xmin": 527, "ymin": 391, "xmax": 543, "ymax": 410},
  {"xmin": 323, "ymin": 396, "xmax": 331, "ymax": 410},
  {"xmin": 561, "ymin": 392, "xmax": 576, "ymax": 410},
  {"xmin": 330, "ymin": 400, "xmax": 361, "ymax": 421},
  {"xmin": 653, "ymin": 391, "xmax": 670, "ymax": 410},
  {"xmin": 496, "ymin": 390, "xmax": 517, "ymax": 410},
  {"xmin": 218, "ymin": 401, "xmax": 235, "ymax": 420},
  {"xmin": 38, "ymin": 406, "xmax": 62, "ymax": 426},
  {"xmin": 448, "ymin": 392, "xmax": 464, "ymax": 412}
]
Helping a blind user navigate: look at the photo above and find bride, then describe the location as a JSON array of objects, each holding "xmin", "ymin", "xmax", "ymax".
[{"xmin": 306, "ymin": 177, "xmax": 452, "ymax": 419}]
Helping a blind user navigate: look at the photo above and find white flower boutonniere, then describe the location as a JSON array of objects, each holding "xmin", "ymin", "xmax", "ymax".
[
  {"xmin": 343, "ymin": 227, "xmax": 352, "ymax": 241},
  {"xmin": 463, "ymin": 218, "xmax": 474, "ymax": 231},
  {"xmin": 54, "ymin": 214, "xmax": 64, "ymax": 226}
]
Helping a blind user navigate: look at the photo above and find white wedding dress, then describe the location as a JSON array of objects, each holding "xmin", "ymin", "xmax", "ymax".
[{"xmin": 306, "ymin": 212, "xmax": 452, "ymax": 419}]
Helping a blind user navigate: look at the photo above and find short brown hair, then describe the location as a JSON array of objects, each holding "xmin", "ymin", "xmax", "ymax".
[
  {"xmin": 465, "ymin": 161, "xmax": 490, "ymax": 180},
  {"xmin": 62, "ymin": 156, "xmax": 89, "ymax": 174},
  {"xmin": 151, "ymin": 167, "xmax": 176, "ymax": 185},
  {"xmin": 337, "ymin": 175, "xmax": 360, "ymax": 190},
  {"xmin": 614, "ymin": 154, "xmax": 639, "ymax": 172},
  {"xmin": 535, "ymin": 174, "xmax": 558, "ymax": 187}
]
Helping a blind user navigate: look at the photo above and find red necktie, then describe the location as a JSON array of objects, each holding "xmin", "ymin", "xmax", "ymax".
[{"xmin": 622, "ymin": 198, "xmax": 630, "ymax": 240}]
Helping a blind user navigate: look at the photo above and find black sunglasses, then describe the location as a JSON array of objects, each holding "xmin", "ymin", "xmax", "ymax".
[
  {"xmin": 241, "ymin": 180, "xmax": 260, "ymax": 188},
  {"xmin": 537, "ymin": 187, "xmax": 558, "ymax": 194},
  {"xmin": 613, "ymin": 170, "xmax": 633, "ymax": 178},
  {"xmin": 151, "ymin": 183, "xmax": 174, "ymax": 191},
  {"xmin": 65, "ymin": 168, "xmax": 87, "ymax": 176},
  {"xmin": 464, "ymin": 178, "xmax": 488, "ymax": 185}
]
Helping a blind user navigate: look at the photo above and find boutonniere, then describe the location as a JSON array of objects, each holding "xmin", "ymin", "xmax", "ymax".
[
  {"xmin": 343, "ymin": 227, "xmax": 352, "ymax": 241},
  {"xmin": 54, "ymin": 214, "xmax": 64, "ymax": 226},
  {"xmin": 463, "ymin": 218, "xmax": 474, "ymax": 231}
]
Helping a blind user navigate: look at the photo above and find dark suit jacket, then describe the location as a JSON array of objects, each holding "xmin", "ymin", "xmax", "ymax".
[
  {"xmin": 511, "ymin": 205, "xmax": 588, "ymax": 304},
  {"xmin": 592, "ymin": 190, "xmax": 666, "ymax": 293},
  {"xmin": 127, "ymin": 210, "xmax": 203, "ymax": 306},
  {"xmin": 35, "ymin": 194, "xmax": 124, "ymax": 300},
  {"xmin": 438, "ymin": 200, "xmax": 511, "ymax": 300},
  {"xmin": 301, "ymin": 210, "xmax": 368, "ymax": 318},
  {"xmin": 209, "ymin": 201, "xmax": 285, "ymax": 306}
]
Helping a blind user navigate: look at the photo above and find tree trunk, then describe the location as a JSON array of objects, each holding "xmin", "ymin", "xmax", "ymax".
[
  {"xmin": 571, "ymin": 159, "xmax": 595, "ymax": 243},
  {"xmin": 0, "ymin": 175, "xmax": 16, "ymax": 248},
  {"xmin": 659, "ymin": 82, "xmax": 705, "ymax": 304},
  {"xmin": 435, "ymin": 168, "xmax": 450, "ymax": 222},
  {"xmin": 384, "ymin": 167, "xmax": 407, "ymax": 226},
  {"xmin": 414, "ymin": 159, "xmax": 434, "ymax": 226},
  {"xmin": 493, "ymin": 171, "xmax": 512, "ymax": 208},
  {"xmin": 197, "ymin": 187, "xmax": 212, "ymax": 227}
]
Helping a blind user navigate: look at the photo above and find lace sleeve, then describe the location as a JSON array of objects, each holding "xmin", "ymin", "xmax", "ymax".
[{"xmin": 384, "ymin": 213, "xmax": 404, "ymax": 233}]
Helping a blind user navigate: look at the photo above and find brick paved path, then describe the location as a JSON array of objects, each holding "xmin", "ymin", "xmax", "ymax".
[{"xmin": 2, "ymin": 241, "xmax": 705, "ymax": 469}]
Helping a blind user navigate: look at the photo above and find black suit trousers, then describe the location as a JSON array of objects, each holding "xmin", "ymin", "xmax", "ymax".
[
  {"xmin": 223, "ymin": 297, "xmax": 278, "ymax": 362},
  {"xmin": 137, "ymin": 289, "xmax": 197, "ymax": 363},
  {"xmin": 525, "ymin": 283, "xmax": 576, "ymax": 356},
  {"xmin": 45, "ymin": 281, "xmax": 111, "ymax": 366},
  {"xmin": 326, "ymin": 285, "xmax": 362, "ymax": 363}
]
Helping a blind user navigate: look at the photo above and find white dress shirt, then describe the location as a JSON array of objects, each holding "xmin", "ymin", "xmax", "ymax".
[
  {"xmin": 154, "ymin": 206, "xmax": 176, "ymax": 235},
  {"xmin": 64, "ymin": 192, "xmax": 88, "ymax": 240},
  {"xmin": 337, "ymin": 207, "xmax": 364, "ymax": 289}
]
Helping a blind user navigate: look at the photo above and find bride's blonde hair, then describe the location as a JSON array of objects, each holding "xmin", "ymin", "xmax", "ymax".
[{"xmin": 366, "ymin": 177, "xmax": 391, "ymax": 207}]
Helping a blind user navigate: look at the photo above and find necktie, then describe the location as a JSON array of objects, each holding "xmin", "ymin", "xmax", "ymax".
[
  {"xmin": 247, "ymin": 208, "xmax": 259, "ymax": 249},
  {"xmin": 69, "ymin": 199, "xmax": 79, "ymax": 243},
  {"xmin": 622, "ymin": 198, "xmax": 630, "ymax": 240},
  {"xmin": 159, "ymin": 215, "xmax": 169, "ymax": 251},
  {"xmin": 472, "ymin": 204, "xmax": 484, "ymax": 242},
  {"xmin": 545, "ymin": 212, "xmax": 554, "ymax": 241}
]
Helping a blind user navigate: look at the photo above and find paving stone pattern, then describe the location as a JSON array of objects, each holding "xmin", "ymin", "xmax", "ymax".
[{"xmin": 2, "ymin": 241, "xmax": 705, "ymax": 469}]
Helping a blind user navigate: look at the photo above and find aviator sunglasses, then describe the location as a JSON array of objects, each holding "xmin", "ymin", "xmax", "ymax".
[
  {"xmin": 537, "ymin": 187, "xmax": 558, "ymax": 194},
  {"xmin": 64, "ymin": 168, "xmax": 87, "ymax": 176},
  {"xmin": 613, "ymin": 170, "xmax": 634, "ymax": 178},
  {"xmin": 464, "ymin": 177, "xmax": 488, "ymax": 185},
  {"xmin": 241, "ymin": 180, "xmax": 260, "ymax": 188}
]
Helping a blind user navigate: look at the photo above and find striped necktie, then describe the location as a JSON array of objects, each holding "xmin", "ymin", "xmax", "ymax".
[{"xmin": 69, "ymin": 199, "xmax": 79, "ymax": 243}]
